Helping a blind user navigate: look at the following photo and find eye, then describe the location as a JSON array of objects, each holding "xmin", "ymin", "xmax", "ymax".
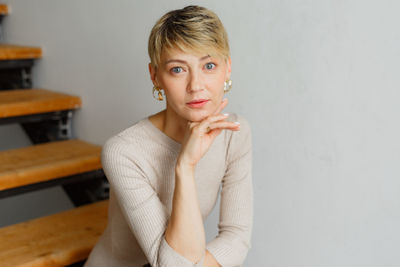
[
  {"xmin": 171, "ymin": 66, "xmax": 183, "ymax": 74},
  {"xmin": 205, "ymin": 62, "xmax": 216, "ymax": 70}
]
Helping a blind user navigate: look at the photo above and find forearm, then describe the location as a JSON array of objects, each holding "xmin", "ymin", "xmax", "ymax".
[
  {"xmin": 204, "ymin": 249, "xmax": 222, "ymax": 267},
  {"xmin": 164, "ymin": 163, "xmax": 206, "ymax": 263}
]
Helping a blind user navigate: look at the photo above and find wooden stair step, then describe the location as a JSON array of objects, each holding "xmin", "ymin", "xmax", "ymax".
[
  {"xmin": 0, "ymin": 199, "xmax": 109, "ymax": 266},
  {"xmin": 0, "ymin": 44, "xmax": 42, "ymax": 60},
  {"xmin": 0, "ymin": 4, "xmax": 8, "ymax": 15},
  {"xmin": 0, "ymin": 89, "xmax": 82, "ymax": 119},
  {"xmin": 0, "ymin": 139, "xmax": 102, "ymax": 191}
]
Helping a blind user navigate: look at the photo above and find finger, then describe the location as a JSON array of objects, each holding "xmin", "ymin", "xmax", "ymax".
[
  {"xmin": 187, "ymin": 121, "xmax": 200, "ymax": 130},
  {"xmin": 208, "ymin": 128, "xmax": 223, "ymax": 139},
  {"xmin": 197, "ymin": 113, "xmax": 230, "ymax": 133},
  {"xmin": 204, "ymin": 113, "xmax": 230, "ymax": 124},
  {"xmin": 213, "ymin": 98, "xmax": 229, "ymax": 115},
  {"xmin": 207, "ymin": 121, "xmax": 240, "ymax": 132}
]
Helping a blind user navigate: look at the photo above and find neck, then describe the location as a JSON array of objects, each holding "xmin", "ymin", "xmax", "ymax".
[
  {"xmin": 151, "ymin": 107, "xmax": 188, "ymax": 144},
  {"xmin": 164, "ymin": 107, "xmax": 188, "ymax": 144}
]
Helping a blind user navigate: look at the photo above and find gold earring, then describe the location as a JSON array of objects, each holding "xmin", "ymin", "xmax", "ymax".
[
  {"xmin": 152, "ymin": 86, "xmax": 164, "ymax": 101},
  {"xmin": 224, "ymin": 79, "xmax": 232, "ymax": 93}
]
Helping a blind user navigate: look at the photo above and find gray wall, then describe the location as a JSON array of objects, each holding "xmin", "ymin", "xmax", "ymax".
[{"xmin": 1, "ymin": 0, "xmax": 399, "ymax": 266}]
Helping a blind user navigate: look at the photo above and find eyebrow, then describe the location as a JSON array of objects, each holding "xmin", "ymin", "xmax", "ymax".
[{"xmin": 164, "ymin": 55, "xmax": 211, "ymax": 65}]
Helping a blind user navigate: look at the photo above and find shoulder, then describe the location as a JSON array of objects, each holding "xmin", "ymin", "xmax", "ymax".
[
  {"xmin": 228, "ymin": 113, "xmax": 251, "ymax": 134},
  {"xmin": 225, "ymin": 113, "xmax": 252, "ymax": 144},
  {"xmin": 101, "ymin": 118, "xmax": 149, "ymax": 159},
  {"xmin": 100, "ymin": 119, "xmax": 156, "ymax": 181},
  {"xmin": 224, "ymin": 113, "xmax": 252, "ymax": 161}
]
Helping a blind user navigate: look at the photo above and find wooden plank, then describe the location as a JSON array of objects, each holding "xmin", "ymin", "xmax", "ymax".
[
  {"xmin": 0, "ymin": 139, "xmax": 102, "ymax": 191},
  {"xmin": 0, "ymin": 89, "xmax": 82, "ymax": 118},
  {"xmin": 0, "ymin": 200, "xmax": 108, "ymax": 267},
  {"xmin": 0, "ymin": 44, "xmax": 42, "ymax": 60},
  {"xmin": 0, "ymin": 4, "xmax": 8, "ymax": 15}
]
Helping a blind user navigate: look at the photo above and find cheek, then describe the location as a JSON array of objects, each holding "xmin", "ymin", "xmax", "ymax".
[
  {"xmin": 164, "ymin": 84, "xmax": 187, "ymax": 107},
  {"xmin": 214, "ymin": 69, "xmax": 228, "ymax": 86},
  {"xmin": 209, "ymin": 80, "xmax": 225, "ymax": 106},
  {"xmin": 159, "ymin": 76, "xmax": 183, "ymax": 97},
  {"xmin": 209, "ymin": 76, "xmax": 225, "ymax": 95}
]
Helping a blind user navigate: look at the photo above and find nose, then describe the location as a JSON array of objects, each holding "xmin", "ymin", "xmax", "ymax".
[{"xmin": 187, "ymin": 70, "xmax": 203, "ymax": 93}]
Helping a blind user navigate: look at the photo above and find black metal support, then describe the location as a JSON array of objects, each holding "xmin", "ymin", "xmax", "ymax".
[
  {"xmin": 62, "ymin": 175, "xmax": 110, "ymax": 207},
  {"xmin": 0, "ymin": 110, "xmax": 69, "ymax": 126},
  {"xmin": 0, "ymin": 59, "xmax": 34, "ymax": 89},
  {"xmin": 0, "ymin": 50, "xmax": 110, "ymax": 207},
  {"xmin": 0, "ymin": 169, "xmax": 106, "ymax": 200},
  {"xmin": 16, "ymin": 110, "xmax": 73, "ymax": 144},
  {"xmin": 0, "ymin": 109, "xmax": 110, "ymax": 205},
  {"xmin": 1, "ymin": 110, "xmax": 73, "ymax": 143}
]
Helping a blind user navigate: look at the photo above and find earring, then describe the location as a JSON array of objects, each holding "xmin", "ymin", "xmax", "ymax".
[
  {"xmin": 152, "ymin": 86, "xmax": 164, "ymax": 101},
  {"xmin": 224, "ymin": 79, "xmax": 232, "ymax": 93}
]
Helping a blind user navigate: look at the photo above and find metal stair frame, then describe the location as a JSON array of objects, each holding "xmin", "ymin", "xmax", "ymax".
[
  {"xmin": 0, "ymin": 59, "xmax": 34, "ymax": 89},
  {"xmin": 0, "ymin": 84, "xmax": 110, "ymax": 207},
  {"xmin": 0, "ymin": 103, "xmax": 110, "ymax": 205},
  {"xmin": 0, "ymin": 5, "xmax": 107, "ymax": 266}
]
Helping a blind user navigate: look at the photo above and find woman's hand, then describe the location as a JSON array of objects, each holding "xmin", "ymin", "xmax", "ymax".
[{"xmin": 176, "ymin": 98, "xmax": 240, "ymax": 169}]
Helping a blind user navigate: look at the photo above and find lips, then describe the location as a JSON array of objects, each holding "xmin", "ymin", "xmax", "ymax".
[
  {"xmin": 186, "ymin": 99, "xmax": 209, "ymax": 108},
  {"xmin": 187, "ymin": 99, "xmax": 209, "ymax": 104}
]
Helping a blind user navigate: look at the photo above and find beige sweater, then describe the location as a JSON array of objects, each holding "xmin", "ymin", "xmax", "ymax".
[{"xmin": 84, "ymin": 113, "xmax": 253, "ymax": 267}]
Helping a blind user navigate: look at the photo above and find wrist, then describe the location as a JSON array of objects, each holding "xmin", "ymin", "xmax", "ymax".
[{"xmin": 175, "ymin": 160, "xmax": 195, "ymax": 174}]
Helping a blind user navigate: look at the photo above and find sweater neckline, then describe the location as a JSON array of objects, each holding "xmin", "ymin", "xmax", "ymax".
[{"xmin": 143, "ymin": 117, "xmax": 182, "ymax": 153}]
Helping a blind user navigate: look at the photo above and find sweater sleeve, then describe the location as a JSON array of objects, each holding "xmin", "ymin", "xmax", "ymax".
[
  {"xmin": 101, "ymin": 136, "xmax": 205, "ymax": 267},
  {"xmin": 206, "ymin": 114, "xmax": 254, "ymax": 267}
]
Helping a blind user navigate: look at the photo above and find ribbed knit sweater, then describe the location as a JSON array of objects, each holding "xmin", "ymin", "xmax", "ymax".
[{"xmin": 84, "ymin": 113, "xmax": 253, "ymax": 267}]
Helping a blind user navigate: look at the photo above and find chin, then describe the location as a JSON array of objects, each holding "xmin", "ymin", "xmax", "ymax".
[{"xmin": 184, "ymin": 109, "xmax": 212, "ymax": 122}]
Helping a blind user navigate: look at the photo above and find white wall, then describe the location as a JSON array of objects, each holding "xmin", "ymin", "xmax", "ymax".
[{"xmin": 0, "ymin": 0, "xmax": 399, "ymax": 266}]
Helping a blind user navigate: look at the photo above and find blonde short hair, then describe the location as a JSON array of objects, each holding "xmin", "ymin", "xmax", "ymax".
[{"xmin": 148, "ymin": 5, "xmax": 230, "ymax": 69}]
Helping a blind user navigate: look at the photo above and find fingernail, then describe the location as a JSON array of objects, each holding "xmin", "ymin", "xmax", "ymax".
[
  {"xmin": 223, "ymin": 113, "xmax": 229, "ymax": 116},
  {"xmin": 234, "ymin": 121, "xmax": 240, "ymax": 125},
  {"xmin": 222, "ymin": 98, "xmax": 227, "ymax": 102}
]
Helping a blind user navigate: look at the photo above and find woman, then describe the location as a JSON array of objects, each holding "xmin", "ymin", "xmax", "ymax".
[{"xmin": 84, "ymin": 5, "xmax": 253, "ymax": 267}]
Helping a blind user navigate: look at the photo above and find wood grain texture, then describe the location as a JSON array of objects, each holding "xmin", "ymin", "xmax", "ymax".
[
  {"xmin": 0, "ymin": 4, "xmax": 8, "ymax": 15},
  {"xmin": 0, "ymin": 44, "xmax": 42, "ymax": 60},
  {"xmin": 0, "ymin": 89, "xmax": 82, "ymax": 118},
  {"xmin": 0, "ymin": 139, "xmax": 102, "ymax": 190},
  {"xmin": 0, "ymin": 200, "xmax": 109, "ymax": 267}
]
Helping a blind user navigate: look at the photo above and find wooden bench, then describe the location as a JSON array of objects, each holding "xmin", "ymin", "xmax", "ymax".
[
  {"xmin": 0, "ymin": 88, "xmax": 81, "ymax": 119},
  {"xmin": 0, "ymin": 199, "xmax": 109, "ymax": 266},
  {"xmin": 0, "ymin": 4, "xmax": 8, "ymax": 16},
  {"xmin": 0, "ymin": 44, "xmax": 42, "ymax": 60},
  {"xmin": 0, "ymin": 4, "xmax": 109, "ymax": 266},
  {"xmin": 0, "ymin": 139, "xmax": 102, "ymax": 193}
]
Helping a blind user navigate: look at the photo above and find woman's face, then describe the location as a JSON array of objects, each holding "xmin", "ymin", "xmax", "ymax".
[{"xmin": 150, "ymin": 47, "xmax": 231, "ymax": 122}]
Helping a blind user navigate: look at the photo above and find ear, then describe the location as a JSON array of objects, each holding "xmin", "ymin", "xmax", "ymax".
[
  {"xmin": 148, "ymin": 63, "xmax": 158, "ymax": 86},
  {"xmin": 225, "ymin": 57, "xmax": 232, "ymax": 80}
]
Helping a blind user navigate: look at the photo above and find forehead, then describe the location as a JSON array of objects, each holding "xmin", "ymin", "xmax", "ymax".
[{"xmin": 160, "ymin": 46, "xmax": 223, "ymax": 63}]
